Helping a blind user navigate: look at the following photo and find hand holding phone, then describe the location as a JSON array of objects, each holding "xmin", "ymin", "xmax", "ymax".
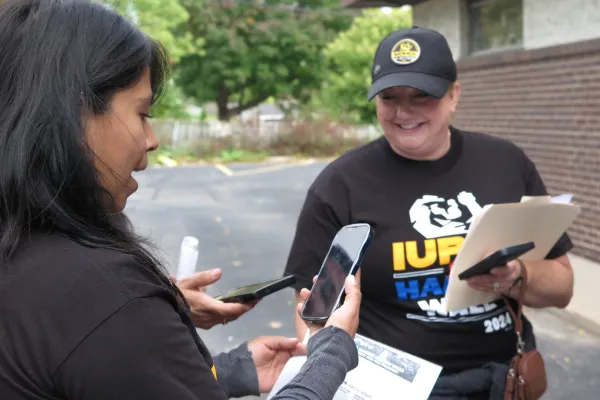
[
  {"xmin": 458, "ymin": 242, "xmax": 535, "ymax": 281},
  {"xmin": 298, "ymin": 272, "xmax": 362, "ymax": 339},
  {"xmin": 176, "ymin": 269, "xmax": 257, "ymax": 329},
  {"xmin": 300, "ymin": 223, "xmax": 373, "ymax": 324}
]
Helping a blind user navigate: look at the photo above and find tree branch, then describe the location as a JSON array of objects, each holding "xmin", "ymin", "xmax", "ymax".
[{"xmin": 229, "ymin": 93, "xmax": 270, "ymax": 115}]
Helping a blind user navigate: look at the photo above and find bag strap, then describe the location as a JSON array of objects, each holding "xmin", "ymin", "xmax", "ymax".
[{"xmin": 503, "ymin": 259, "xmax": 528, "ymax": 354}]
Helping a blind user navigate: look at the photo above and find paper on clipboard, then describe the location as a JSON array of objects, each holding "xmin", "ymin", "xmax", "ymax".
[{"xmin": 443, "ymin": 196, "xmax": 580, "ymax": 313}]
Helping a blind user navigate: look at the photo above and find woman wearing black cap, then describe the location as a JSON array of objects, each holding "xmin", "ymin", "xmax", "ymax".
[
  {"xmin": 285, "ymin": 26, "xmax": 573, "ymax": 399},
  {"xmin": 0, "ymin": 0, "xmax": 363, "ymax": 399}
]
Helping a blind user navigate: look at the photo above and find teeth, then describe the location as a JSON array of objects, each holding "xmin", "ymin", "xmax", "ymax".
[{"xmin": 400, "ymin": 123, "xmax": 420, "ymax": 129}]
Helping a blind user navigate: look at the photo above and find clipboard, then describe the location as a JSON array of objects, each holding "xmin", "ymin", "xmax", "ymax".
[{"xmin": 443, "ymin": 197, "xmax": 580, "ymax": 313}]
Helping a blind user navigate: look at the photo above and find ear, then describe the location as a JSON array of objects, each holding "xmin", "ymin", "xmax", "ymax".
[{"xmin": 447, "ymin": 81, "xmax": 461, "ymax": 113}]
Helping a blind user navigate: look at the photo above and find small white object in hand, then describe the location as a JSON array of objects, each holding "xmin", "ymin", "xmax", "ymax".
[{"xmin": 176, "ymin": 236, "xmax": 199, "ymax": 281}]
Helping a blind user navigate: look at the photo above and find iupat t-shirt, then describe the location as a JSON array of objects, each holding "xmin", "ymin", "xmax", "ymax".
[{"xmin": 283, "ymin": 126, "xmax": 572, "ymax": 373}]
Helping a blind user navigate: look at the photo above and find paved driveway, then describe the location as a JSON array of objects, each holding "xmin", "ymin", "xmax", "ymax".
[{"xmin": 125, "ymin": 162, "xmax": 600, "ymax": 400}]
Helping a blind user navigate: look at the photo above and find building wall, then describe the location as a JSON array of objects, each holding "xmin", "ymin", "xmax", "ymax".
[
  {"xmin": 524, "ymin": 0, "xmax": 600, "ymax": 50},
  {"xmin": 413, "ymin": 0, "xmax": 464, "ymax": 59},
  {"xmin": 414, "ymin": 0, "xmax": 600, "ymax": 59},
  {"xmin": 411, "ymin": 0, "xmax": 600, "ymax": 263},
  {"xmin": 453, "ymin": 39, "xmax": 600, "ymax": 263}
]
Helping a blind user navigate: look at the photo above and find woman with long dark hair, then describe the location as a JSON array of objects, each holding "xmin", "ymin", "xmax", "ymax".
[{"xmin": 0, "ymin": 1, "xmax": 361, "ymax": 398}]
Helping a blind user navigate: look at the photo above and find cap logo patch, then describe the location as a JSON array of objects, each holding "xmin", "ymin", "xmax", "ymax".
[{"xmin": 391, "ymin": 39, "xmax": 420, "ymax": 65}]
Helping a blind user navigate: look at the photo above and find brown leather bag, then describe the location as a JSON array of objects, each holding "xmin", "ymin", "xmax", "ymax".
[{"xmin": 503, "ymin": 260, "xmax": 547, "ymax": 400}]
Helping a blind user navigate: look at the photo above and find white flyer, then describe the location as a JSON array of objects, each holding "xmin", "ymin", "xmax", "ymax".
[{"xmin": 267, "ymin": 333, "xmax": 442, "ymax": 400}]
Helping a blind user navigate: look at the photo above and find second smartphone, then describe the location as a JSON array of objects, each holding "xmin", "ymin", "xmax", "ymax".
[
  {"xmin": 300, "ymin": 223, "xmax": 373, "ymax": 325},
  {"xmin": 458, "ymin": 242, "xmax": 535, "ymax": 280}
]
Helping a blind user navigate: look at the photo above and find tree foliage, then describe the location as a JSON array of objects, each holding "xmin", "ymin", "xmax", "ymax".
[
  {"xmin": 105, "ymin": 0, "xmax": 199, "ymax": 62},
  {"xmin": 104, "ymin": 0, "xmax": 202, "ymax": 119},
  {"xmin": 311, "ymin": 8, "xmax": 412, "ymax": 124},
  {"xmin": 176, "ymin": 0, "xmax": 356, "ymax": 121}
]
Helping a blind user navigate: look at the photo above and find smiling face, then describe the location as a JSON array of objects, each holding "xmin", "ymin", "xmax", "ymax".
[
  {"xmin": 376, "ymin": 82, "xmax": 460, "ymax": 160},
  {"xmin": 86, "ymin": 67, "xmax": 160, "ymax": 212}
]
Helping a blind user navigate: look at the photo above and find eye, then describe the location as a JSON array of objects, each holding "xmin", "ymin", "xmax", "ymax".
[{"xmin": 141, "ymin": 113, "xmax": 154, "ymax": 121}]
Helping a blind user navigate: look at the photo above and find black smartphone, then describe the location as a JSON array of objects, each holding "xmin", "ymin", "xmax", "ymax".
[
  {"xmin": 214, "ymin": 275, "xmax": 296, "ymax": 303},
  {"xmin": 300, "ymin": 223, "xmax": 374, "ymax": 324},
  {"xmin": 458, "ymin": 242, "xmax": 535, "ymax": 281}
]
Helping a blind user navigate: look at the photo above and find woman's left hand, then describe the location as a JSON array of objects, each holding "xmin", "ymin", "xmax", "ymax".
[
  {"xmin": 466, "ymin": 259, "xmax": 523, "ymax": 295},
  {"xmin": 173, "ymin": 269, "xmax": 258, "ymax": 329},
  {"xmin": 248, "ymin": 336, "xmax": 307, "ymax": 393}
]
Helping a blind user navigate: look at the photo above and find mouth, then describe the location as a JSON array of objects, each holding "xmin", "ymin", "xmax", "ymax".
[
  {"xmin": 395, "ymin": 122, "xmax": 426, "ymax": 132},
  {"xmin": 133, "ymin": 163, "xmax": 148, "ymax": 173}
]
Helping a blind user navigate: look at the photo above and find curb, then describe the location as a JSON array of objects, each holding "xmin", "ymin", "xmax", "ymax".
[{"xmin": 543, "ymin": 307, "xmax": 600, "ymax": 336}]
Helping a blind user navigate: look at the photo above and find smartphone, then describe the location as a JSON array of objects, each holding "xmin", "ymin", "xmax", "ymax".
[
  {"xmin": 458, "ymin": 242, "xmax": 535, "ymax": 281},
  {"xmin": 300, "ymin": 223, "xmax": 373, "ymax": 324},
  {"xmin": 214, "ymin": 275, "xmax": 296, "ymax": 303}
]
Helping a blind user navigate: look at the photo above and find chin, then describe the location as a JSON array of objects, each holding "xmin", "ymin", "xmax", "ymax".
[
  {"xmin": 386, "ymin": 131, "xmax": 425, "ymax": 148},
  {"xmin": 115, "ymin": 201, "xmax": 128, "ymax": 213}
]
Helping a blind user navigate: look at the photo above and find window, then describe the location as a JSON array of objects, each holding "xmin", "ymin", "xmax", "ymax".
[{"xmin": 468, "ymin": 0, "xmax": 523, "ymax": 54}]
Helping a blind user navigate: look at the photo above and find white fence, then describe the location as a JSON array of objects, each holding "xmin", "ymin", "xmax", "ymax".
[{"xmin": 150, "ymin": 119, "xmax": 380, "ymax": 147}]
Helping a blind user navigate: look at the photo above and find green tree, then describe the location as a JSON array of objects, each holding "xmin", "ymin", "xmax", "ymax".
[
  {"xmin": 105, "ymin": 0, "xmax": 203, "ymax": 119},
  {"xmin": 312, "ymin": 8, "xmax": 412, "ymax": 124},
  {"xmin": 105, "ymin": 0, "xmax": 199, "ymax": 62},
  {"xmin": 176, "ymin": 0, "xmax": 356, "ymax": 121}
]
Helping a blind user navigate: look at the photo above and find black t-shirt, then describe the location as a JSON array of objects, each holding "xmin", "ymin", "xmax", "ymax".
[
  {"xmin": 283, "ymin": 126, "xmax": 573, "ymax": 374},
  {"xmin": 0, "ymin": 234, "xmax": 228, "ymax": 399}
]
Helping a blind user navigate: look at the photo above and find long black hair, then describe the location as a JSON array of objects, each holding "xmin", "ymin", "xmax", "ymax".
[{"xmin": 0, "ymin": 0, "xmax": 173, "ymax": 285}]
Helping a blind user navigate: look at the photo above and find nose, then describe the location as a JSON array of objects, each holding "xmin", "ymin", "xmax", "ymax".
[
  {"xmin": 146, "ymin": 126, "xmax": 160, "ymax": 152},
  {"xmin": 395, "ymin": 101, "xmax": 413, "ymax": 117}
]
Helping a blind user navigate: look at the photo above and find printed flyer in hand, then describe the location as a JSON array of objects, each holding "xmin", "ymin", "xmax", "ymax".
[{"xmin": 267, "ymin": 333, "xmax": 442, "ymax": 400}]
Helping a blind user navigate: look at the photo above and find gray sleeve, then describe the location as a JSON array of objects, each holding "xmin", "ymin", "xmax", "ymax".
[
  {"xmin": 272, "ymin": 326, "xmax": 359, "ymax": 400},
  {"xmin": 213, "ymin": 342, "xmax": 260, "ymax": 398}
]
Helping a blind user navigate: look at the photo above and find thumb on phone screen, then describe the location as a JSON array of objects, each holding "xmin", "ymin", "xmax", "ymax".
[{"xmin": 325, "ymin": 271, "xmax": 362, "ymax": 338}]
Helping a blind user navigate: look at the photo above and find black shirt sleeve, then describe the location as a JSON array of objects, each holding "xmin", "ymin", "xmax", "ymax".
[
  {"xmin": 521, "ymin": 150, "xmax": 574, "ymax": 259},
  {"xmin": 283, "ymin": 188, "xmax": 347, "ymax": 292},
  {"xmin": 53, "ymin": 296, "xmax": 227, "ymax": 400},
  {"xmin": 213, "ymin": 342, "xmax": 260, "ymax": 398}
]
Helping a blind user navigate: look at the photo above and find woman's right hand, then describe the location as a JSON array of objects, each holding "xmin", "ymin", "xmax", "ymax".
[{"xmin": 296, "ymin": 270, "xmax": 362, "ymax": 338}]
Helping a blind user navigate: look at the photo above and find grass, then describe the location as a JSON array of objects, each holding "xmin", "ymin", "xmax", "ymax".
[
  {"xmin": 218, "ymin": 149, "xmax": 271, "ymax": 163},
  {"xmin": 149, "ymin": 117, "xmax": 377, "ymax": 167},
  {"xmin": 148, "ymin": 146, "xmax": 274, "ymax": 166},
  {"xmin": 149, "ymin": 146, "xmax": 329, "ymax": 167}
]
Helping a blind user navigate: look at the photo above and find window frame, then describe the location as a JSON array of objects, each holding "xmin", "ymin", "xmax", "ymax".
[{"xmin": 466, "ymin": 0, "xmax": 524, "ymax": 56}]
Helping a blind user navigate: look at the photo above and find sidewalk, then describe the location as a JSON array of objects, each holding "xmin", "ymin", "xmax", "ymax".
[{"xmin": 547, "ymin": 253, "xmax": 600, "ymax": 335}]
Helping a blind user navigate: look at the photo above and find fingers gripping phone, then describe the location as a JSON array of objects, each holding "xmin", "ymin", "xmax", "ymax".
[
  {"xmin": 300, "ymin": 223, "xmax": 373, "ymax": 324},
  {"xmin": 458, "ymin": 242, "xmax": 535, "ymax": 281}
]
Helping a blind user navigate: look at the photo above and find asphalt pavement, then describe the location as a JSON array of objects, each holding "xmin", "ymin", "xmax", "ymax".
[{"xmin": 124, "ymin": 161, "xmax": 600, "ymax": 400}]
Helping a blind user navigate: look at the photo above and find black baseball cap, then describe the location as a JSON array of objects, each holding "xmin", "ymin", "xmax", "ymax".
[{"xmin": 368, "ymin": 26, "xmax": 457, "ymax": 101}]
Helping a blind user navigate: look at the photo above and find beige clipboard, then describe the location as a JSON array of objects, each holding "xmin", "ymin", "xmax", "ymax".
[{"xmin": 443, "ymin": 199, "xmax": 581, "ymax": 312}]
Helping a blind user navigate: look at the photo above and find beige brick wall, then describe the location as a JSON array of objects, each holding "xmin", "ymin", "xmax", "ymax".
[
  {"xmin": 524, "ymin": 0, "xmax": 600, "ymax": 50},
  {"xmin": 413, "ymin": 0, "xmax": 465, "ymax": 59}
]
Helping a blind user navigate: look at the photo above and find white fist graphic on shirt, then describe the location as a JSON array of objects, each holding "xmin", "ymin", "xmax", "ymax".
[{"xmin": 409, "ymin": 192, "xmax": 484, "ymax": 239}]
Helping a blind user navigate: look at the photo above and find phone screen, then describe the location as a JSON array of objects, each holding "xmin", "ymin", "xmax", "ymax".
[{"xmin": 302, "ymin": 225, "xmax": 371, "ymax": 320}]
